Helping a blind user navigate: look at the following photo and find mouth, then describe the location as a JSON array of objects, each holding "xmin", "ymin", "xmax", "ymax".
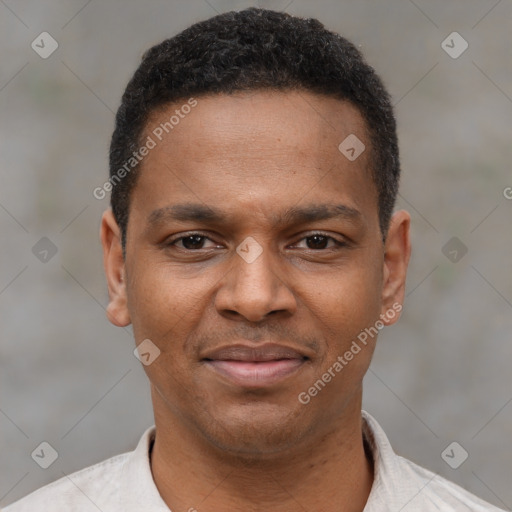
[{"xmin": 201, "ymin": 344, "xmax": 310, "ymax": 388}]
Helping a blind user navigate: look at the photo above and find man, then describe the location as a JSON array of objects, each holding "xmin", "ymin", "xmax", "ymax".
[{"xmin": 5, "ymin": 7, "xmax": 505, "ymax": 512}]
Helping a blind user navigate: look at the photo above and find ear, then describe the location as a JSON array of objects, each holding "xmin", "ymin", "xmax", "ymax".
[
  {"xmin": 100, "ymin": 209, "xmax": 131, "ymax": 327},
  {"xmin": 380, "ymin": 210, "xmax": 411, "ymax": 325}
]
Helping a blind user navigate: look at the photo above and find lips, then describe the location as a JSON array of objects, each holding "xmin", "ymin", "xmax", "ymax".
[{"xmin": 202, "ymin": 343, "xmax": 309, "ymax": 387}]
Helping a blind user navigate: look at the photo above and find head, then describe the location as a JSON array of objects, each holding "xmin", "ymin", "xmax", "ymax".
[
  {"xmin": 109, "ymin": 8, "xmax": 400, "ymax": 250},
  {"xmin": 101, "ymin": 8, "xmax": 410, "ymax": 457}
]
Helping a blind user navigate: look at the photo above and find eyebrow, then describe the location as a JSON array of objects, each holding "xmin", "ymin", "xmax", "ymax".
[{"xmin": 147, "ymin": 202, "xmax": 362, "ymax": 229}]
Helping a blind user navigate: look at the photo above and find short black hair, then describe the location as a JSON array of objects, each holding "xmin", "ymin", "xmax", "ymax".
[{"xmin": 109, "ymin": 7, "xmax": 400, "ymax": 249}]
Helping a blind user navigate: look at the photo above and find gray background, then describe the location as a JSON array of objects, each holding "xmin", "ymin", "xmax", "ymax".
[{"xmin": 1, "ymin": 0, "xmax": 511, "ymax": 508}]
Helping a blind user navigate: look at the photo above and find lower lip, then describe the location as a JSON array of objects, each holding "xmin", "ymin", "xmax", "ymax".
[{"xmin": 205, "ymin": 359, "xmax": 306, "ymax": 387}]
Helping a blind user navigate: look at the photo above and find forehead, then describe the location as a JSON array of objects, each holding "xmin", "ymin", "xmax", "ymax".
[
  {"xmin": 146, "ymin": 90, "xmax": 369, "ymax": 160},
  {"xmin": 133, "ymin": 90, "xmax": 377, "ymax": 228}
]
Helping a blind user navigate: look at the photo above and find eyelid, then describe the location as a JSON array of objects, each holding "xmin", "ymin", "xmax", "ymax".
[
  {"xmin": 163, "ymin": 230, "xmax": 350, "ymax": 250},
  {"xmin": 165, "ymin": 231, "xmax": 219, "ymax": 247},
  {"xmin": 289, "ymin": 231, "xmax": 348, "ymax": 248}
]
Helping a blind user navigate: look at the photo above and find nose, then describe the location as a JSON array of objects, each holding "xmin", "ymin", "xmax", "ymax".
[{"xmin": 214, "ymin": 242, "xmax": 297, "ymax": 323}]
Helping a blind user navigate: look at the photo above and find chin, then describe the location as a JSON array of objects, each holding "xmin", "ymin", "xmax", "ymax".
[{"xmin": 197, "ymin": 401, "xmax": 312, "ymax": 458}]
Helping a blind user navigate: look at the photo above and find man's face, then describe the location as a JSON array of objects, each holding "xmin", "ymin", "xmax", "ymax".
[{"xmin": 102, "ymin": 91, "xmax": 409, "ymax": 456}]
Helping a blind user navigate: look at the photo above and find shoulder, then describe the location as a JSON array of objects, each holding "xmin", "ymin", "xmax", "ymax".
[
  {"xmin": 396, "ymin": 455, "xmax": 506, "ymax": 511},
  {"xmin": 362, "ymin": 411, "xmax": 506, "ymax": 511},
  {"xmin": 3, "ymin": 452, "xmax": 130, "ymax": 512},
  {"xmin": 3, "ymin": 426, "xmax": 158, "ymax": 512}
]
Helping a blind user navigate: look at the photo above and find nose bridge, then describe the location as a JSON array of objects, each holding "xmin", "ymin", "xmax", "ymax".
[
  {"xmin": 215, "ymin": 235, "xmax": 296, "ymax": 321},
  {"xmin": 235, "ymin": 238, "xmax": 276, "ymax": 289}
]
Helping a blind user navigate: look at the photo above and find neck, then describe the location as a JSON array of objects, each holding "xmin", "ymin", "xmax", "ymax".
[{"xmin": 150, "ymin": 390, "xmax": 373, "ymax": 512}]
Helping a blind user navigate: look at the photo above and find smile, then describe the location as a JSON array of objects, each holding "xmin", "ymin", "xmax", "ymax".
[
  {"xmin": 204, "ymin": 358, "xmax": 307, "ymax": 387},
  {"xmin": 201, "ymin": 343, "xmax": 310, "ymax": 388}
]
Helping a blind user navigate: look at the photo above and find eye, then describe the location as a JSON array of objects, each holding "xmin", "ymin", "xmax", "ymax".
[
  {"xmin": 168, "ymin": 233, "xmax": 219, "ymax": 250},
  {"xmin": 165, "ymin": 232, "xmax": 347, "ymax": 252},
  {"xmin": 292, "ymin": 233, "xmax": 346, "ymax": 250}
]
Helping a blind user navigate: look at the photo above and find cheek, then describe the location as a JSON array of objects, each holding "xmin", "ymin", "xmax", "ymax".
[
  {"xmin": 125, "ymin": 264, "xmax": 210, "ymax": 398},
  {"xmin": 127, "ymin": 259, "xmax": 209, "ymax": 328},
  {"xmin": 303, "ymin": 265, "xmax": 383, "ymax": 410},
  {"xmin": 310, "ymin": 252, "xmax": 383, "ymax": 335}
]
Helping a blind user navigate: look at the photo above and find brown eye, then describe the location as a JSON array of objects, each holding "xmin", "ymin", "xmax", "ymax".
[
  {"xmin": 179, "ymin": 235, "xmax": 207, "ymax": 250},
  {"xmin": 167, "ymin": 233, "xmax": 219, "ymax": 250},
  {"xmin": 305, "ymin": 235, "xmax": 330, "ymax": 250},
  {"xmin": 292, "ymin": 233, "xmax": 345, "ymax": 250}
]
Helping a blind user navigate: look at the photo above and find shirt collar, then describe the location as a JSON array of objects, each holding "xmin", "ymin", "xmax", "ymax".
[
  {"xmin": 362, "ymin": 409, "xmax": 403, "ymax": 507},
  {"xmin": 362, "ymin": 410, "xmax": 451, "ymax": 511},
  {"xmin": 115, "ymin": 411, "xmax": 425, "ymax": 512},
  {"xmin": 117, "ymin": 426, "xmax": 169, "ymax": 511}
]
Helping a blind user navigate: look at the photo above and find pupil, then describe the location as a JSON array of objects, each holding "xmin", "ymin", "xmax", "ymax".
[
  {"xmin": 308, "ymin": 235, "xmax": 327, "ymax": 249},
  {"xmin": 183, "ymin": 235, "xmax": 203, "ymax": 249}
]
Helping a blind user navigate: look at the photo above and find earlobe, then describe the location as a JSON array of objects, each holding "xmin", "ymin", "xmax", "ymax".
[
  {"xmin": 100, "ymin": 209, "xmax": 131, "ymax": 327},
  {"xmin": 380, "ymin": 210, "xmax": 411, "ymax": 326}
]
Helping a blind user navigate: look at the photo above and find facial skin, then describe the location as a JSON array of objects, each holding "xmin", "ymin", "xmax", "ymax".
[{"xmin": 101, "ymin": 90, "xmax": 411, "ymax": 512}]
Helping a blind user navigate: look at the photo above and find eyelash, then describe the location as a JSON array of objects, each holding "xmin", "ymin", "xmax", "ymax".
[{"xmin": 165, "ymin": 232, "xmax": 348, "ymax": 251}]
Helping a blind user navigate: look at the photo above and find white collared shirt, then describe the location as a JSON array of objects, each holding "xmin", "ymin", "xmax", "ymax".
[{"xmin": 4, "ymin": 411, "xmax": 505, "ymax": 511}]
